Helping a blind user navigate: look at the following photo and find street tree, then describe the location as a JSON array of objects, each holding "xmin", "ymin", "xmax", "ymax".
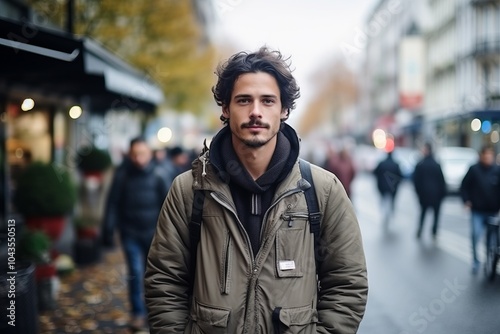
[{"xmin": 28, "ymin": 0, "xmax": 216, "ymax": 114}]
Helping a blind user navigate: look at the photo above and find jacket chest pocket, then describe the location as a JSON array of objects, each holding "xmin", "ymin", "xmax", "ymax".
[{"xmin": 275, "ymin": 213, "xmax": 311, "ymax": 278}]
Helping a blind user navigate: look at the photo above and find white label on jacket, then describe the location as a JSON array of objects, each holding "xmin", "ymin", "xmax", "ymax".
[{"xmin": 279, "ymin": 260, "xmax": 296, "ymax": 270}]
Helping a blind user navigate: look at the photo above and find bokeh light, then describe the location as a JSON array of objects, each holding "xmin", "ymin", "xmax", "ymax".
[
  {"xmin": 372, "ymin": 129, "xmax": 387, "ymax": 149},
  {"xmin": 21, "ymin": 98, "xmax": 34, "ymax": 111},
  {"xmin": 157, "ymin": 127, "xmax": 173, "ymax": 143},
  {"xmin": 470, "ymin": 118, "xmax": 481, "ymax": 132},
  {"xmin": 69, "ymin": 106, "xmax": 83, "ymax": 119}
]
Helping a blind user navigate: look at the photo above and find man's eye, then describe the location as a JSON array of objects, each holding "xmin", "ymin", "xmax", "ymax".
[
  {"xmin": 237, "ymin": 98, "xmax": 250, "ymax": 104},
  {"xmin": 263, "ymin": 99, "xmax": 275, "ymax": 105}
]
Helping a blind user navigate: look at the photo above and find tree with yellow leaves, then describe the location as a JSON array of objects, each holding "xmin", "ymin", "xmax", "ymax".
[{"xmin": 29, "ymin": 0, "xmax": 216, "ymax": 114}]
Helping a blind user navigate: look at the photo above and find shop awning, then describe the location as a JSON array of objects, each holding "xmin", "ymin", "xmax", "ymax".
[{"xmin": 0, "ymin": 17, "xmax": 164, "ymax": 113}]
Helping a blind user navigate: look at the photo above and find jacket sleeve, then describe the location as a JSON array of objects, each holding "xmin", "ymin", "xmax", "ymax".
[
  {"xmin": 316, "ymin": 174, "xmax": 368, "ymax": 334},
  {"xmin": 145, "ymin": 174, "xmax": 192, "ymax": 333},
  {"xmin": 460, "ymin": 167, "xmax": 473, "ymax": 203},
  {"xmin": 101, "ymin": 167, "xmax": 123, "ymax": 247}
]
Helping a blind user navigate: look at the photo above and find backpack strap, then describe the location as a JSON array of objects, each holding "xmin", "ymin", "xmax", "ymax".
[
  {"xmin": 189, "ymin": 189, "xmax": 205, "ymax": 294},
  {"xmin": 299, "ymin": 159, "xmax": 322, "ymax": 274}
]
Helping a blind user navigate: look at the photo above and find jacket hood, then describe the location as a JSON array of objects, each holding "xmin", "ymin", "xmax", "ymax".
[{"xmin": 191, "ymin": 123, "xmax": 301, "ymax": 191}]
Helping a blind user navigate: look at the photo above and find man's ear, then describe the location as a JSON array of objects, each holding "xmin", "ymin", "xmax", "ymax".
[
  {"xmin": 222, "ymin": 105, "xmax": 230, "ymax": 119},
  {"xmin": 281, "ymin": 108, "xmax": 289, "ymax": 121}
]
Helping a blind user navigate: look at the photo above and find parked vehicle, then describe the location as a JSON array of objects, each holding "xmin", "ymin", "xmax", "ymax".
[
  {"xmin": 392, "ymin": 147, "xmax": 421, "ymax": 179},
  {"xmin": 352, "ymin": 144, "xmax": 385, "ymax": 173},
  {"xmin": 436, "ymin": 146, "xmax": 478, "ymax": 194}
]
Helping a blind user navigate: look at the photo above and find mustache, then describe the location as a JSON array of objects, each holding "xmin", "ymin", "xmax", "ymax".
[{"xmin": 241, "ymin": 120, "xmax": 270, "ymax": 129}]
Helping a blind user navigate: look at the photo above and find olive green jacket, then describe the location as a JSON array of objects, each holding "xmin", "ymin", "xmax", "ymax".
[{"xmin": 145, "ymin": 150, "xmax": 368, "ymax": 334}]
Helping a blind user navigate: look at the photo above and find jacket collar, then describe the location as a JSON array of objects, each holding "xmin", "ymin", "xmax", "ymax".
[{"xmin": 191, "ymin": 123, "xmax": 302, "ymax": 195}]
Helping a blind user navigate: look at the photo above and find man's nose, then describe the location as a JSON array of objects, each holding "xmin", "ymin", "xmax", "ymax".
[{"xmin": 249, "ymin": 102, "xmax": 262, "ymax": 118}]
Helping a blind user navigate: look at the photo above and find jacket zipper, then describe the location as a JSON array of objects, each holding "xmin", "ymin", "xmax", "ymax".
[
  {"xmin": 222, "ymin": 232, "xmax": 232, "ymax": 295},
  {"xmin": 200, "ymin": 154, "xmax": 207, "ymax": 176},
  {"xmin": 260, "ymin": 188, "xmax": 303, "ymax": 240},
  {"xmin": 281, "ymin": 212, "xmax": 309, "ymax": 227},
  {"xmin": 210, "ymin": 192, "xmax": 256, "ymax": 260}
]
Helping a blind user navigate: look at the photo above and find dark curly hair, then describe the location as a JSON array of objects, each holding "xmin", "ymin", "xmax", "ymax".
[{"xmin": 212, "ymin": 46, "xmax": 301, "ymax": 124}]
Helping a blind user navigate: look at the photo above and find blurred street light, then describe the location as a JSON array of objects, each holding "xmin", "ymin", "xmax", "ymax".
[
  {"xmin": 372, "ymin": 128, "xmax": 387, "ymax": 149},
  {"xmin": 21, "ymin": 98, "xmax": 34, "ymax": 111},
  {"xmin": 69, "ymin": 106, "xmax": 83, "ymax": 119},
  {"xmin": 157, "ymin": 127, "xmax": 173, "ymax": 143}
]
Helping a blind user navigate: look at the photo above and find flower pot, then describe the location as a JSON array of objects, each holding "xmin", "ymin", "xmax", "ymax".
[
  {"xmin": 76, "ymin": 227, "xmax": 99, "ymax": 239},
  {"xmin": 0, "ymin": 262, "xmax": 39, "ymax": 334},
  {"xmin": 74, "ymin": 237, "xmax": 102, "ymax": 265},
  {"xmin": 83, "ymin": 170, "xmax": 105, "ymax": 185},
  {"xmin": 34, "ymin": 263, "xmax": 58, "ymax": 311},
  {"xmin": 25, "ymin": 216, "xmax": 65, "ymax": 241},
  {"xmin": 35, "ymin": 263, "xmax": 57, "ymax": 281}
]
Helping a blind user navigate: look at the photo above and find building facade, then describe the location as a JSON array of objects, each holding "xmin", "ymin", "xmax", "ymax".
[
  {"xmin": 426, "ymin": 0, "xmax": 500, "ymax": 149},
  {"xmin": 364, "ymin": 0, "xmax": 500, "ymax": 150},
  {"xmin": 0, "ymin": 0, "xmax": 164, "ymax": 227},
  {"xmin": 363, "ymin": 0, "xmax": 429, "ymax": 147}
]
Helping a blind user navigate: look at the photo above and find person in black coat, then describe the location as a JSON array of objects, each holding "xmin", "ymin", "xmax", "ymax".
[
  {"xmin": 373, "ymin": 150, "xmax": 403, "ymax": 226},
  {"xmin": 412, "ymin": 142, "xmax": 447, "ymax": 239},
  {"xmin": 460, "ymin": 145, "xmax": 500, "ymax": 274},
  {"xmin": 102, "ymin": 137, "xmax": 171, "ymax": 330}
]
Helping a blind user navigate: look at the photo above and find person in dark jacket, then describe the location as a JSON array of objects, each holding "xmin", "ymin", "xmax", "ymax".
[
  {"xmin": 412, "ymin": 142, "xmax": 447, "ymax": 239},
  {"xmin": 103, "ymin": 137, "xmax": 171, "ymax": 331},
  {"xmin": 374, "ymin": 150, "xmax": 403, "ymax": 226},
  {"xmin": 460, "ymin": 145, "xmax": 500, "ymax": 274}
]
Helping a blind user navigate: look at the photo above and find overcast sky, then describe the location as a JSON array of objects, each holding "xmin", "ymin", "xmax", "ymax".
[{"xmin": 211, "ymin": 0, "xmax": 379, "ymax": 124}]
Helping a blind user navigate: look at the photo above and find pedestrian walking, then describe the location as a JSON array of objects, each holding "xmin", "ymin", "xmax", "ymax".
[
  {"xmin": 373, "ymin": 150, "xmax": 403, "ymax": 226},
  {"xmin": 325, "ymin": 145, "xmax": 357, "ymax": 198},
  {"xmin": 167, "ymin": 145, "xmax": 192, "ymax": 177},
  {"xmin": 102, "ymin": 137, "xmax": 171, "ymax": 331},
  {"xmin": 145, "ymin": 46, "xmax": 368, "ymax": 333},
  {"xmin": 154, "ymin": 147, "xmax": 177, "ymax": 182},
  {"xmin": 412, "ymin": 142, "xmax": 447, "ymax": 239},
  {"xmin": 460, "ymin": 145, "xmax": 500, "ymax": 274}
]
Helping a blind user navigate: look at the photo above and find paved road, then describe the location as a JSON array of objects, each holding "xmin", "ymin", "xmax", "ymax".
[{"xmin": 351, "ymin": 173, "xmax": 500, "ymax": 334}]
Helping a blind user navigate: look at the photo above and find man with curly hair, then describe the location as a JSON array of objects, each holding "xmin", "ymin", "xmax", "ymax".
[{"xmin": 145, "ymin": 46, "xmax": 368, "ymax": 333}]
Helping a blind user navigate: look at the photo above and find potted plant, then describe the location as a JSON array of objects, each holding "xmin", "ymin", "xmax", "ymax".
[
  {"xmin": 17, "ymin": 229, "xmax": 58, "ymax": 311},
  {"xmin": 73, "ymin": 216, "xmax": 102, "ymax": 265},
  {"xmin": 76, "ymin": 145, "xmax": 112, "ymax": 179},
  {"xmin": 74, "ymin": 215, "xmax": 100, "ymax": 240},
  {"xmin": 13, "ymin": 161, "xmax": 77, "ymax": 241}
]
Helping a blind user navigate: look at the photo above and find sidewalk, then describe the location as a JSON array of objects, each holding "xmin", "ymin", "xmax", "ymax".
[{"xmin": 38, "ymin": 245, "xmax": 145, "ymax": 334}]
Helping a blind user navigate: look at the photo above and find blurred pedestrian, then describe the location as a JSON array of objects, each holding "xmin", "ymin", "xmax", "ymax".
[
  {"xmin": 168, "ymin": 146, "xmax": 191, "ymax": 177},
  {"xmin": 154, "ymin": 147, "xmax": 177, "ymax": 182},
  {"xmin": 145, "ymin": 46, "xmax": 368, "ymax": 333},
  {"xmin": 412, "ymin": 142, "xmax": 447, "ymax": 239},
  {"xmin": 373, "ymin": 150, "xmax": 403, "ymax": 226},
  {"xmin": 325, "ymin": 145, "xmax": 356, "ymax": 198},
  {"xmin": 460, "ymin": 145, "xmax": 500, "ymax": 274},
  {"xmin": 102, "ymin": 137, "xmax": 171, "ymax": 331}
]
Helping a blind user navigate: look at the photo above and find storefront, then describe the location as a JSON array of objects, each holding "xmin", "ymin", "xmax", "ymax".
[{"xmin": 0, "ymin": 16, "xmax": 164, "ymax": 225}]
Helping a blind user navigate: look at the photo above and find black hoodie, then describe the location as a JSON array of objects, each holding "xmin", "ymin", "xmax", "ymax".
[
  {"xmin": 209, "ymin": 123, "xmax": 300, "ymax": 256},
  {"xmin": 460, "ymin": 162, "xmax": 500, "ymax": 213}
]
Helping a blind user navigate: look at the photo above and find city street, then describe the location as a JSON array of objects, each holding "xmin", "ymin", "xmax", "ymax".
[{"xmin": 352, "ymin": 173, "xmax": 500, "ymax": 334}]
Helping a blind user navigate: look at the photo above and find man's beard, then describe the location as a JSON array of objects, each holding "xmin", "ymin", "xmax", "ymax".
[
  {"xmin": 238, "ymin": 119, "xmax": 274, "ymax": 148},
  {"xmin": 240, "ymin": 136, "xmax": 271, "ymax": 148}
]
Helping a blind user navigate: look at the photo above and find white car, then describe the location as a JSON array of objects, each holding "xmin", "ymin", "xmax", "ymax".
[{"xmin": 436, "ymin": 147, "xmax": 478, "ymax": 194}]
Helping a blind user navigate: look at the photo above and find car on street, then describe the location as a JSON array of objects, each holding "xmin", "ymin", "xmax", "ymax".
[
  {"xmin": 392, "ymin": 147, "xmax": 421, "ymax": 179},
  {"xmin": 436, "ymin": 146, "xmax": 478, "ymax": 195}
]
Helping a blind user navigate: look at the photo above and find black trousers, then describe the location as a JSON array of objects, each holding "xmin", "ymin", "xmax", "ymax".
[{"xmin": 417, "ymin": 202, "xmax": 442, "ymax": 237}]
